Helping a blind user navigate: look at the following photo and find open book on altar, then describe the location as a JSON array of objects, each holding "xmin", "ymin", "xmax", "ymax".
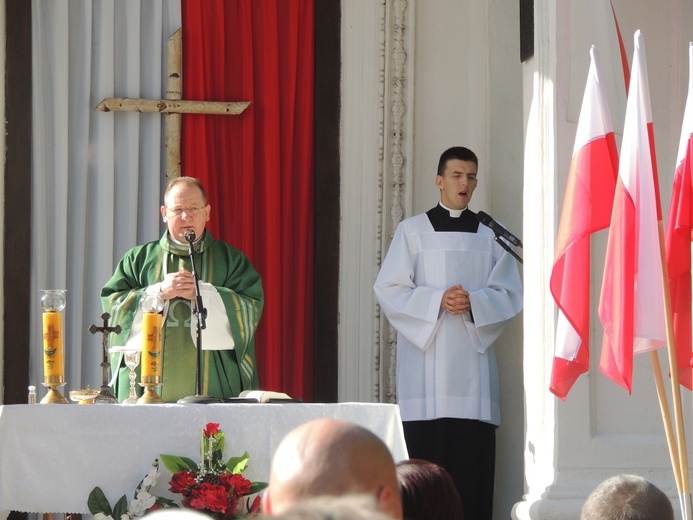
[{"xmin": 237, "ymin": 390, "xmax": 303, "ymax": 403}]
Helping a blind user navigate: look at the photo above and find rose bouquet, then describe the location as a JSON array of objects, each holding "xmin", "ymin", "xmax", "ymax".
[
  {"xmin": 88, "ymin": 423, "xmax": 267, "ymax": 519},
  {"xmin": 162, "ymin": 422, "xmax": 266, "ymax": 518}
]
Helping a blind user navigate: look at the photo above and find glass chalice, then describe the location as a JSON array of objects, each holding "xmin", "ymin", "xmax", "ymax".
[{"xmin": 109, "ymin": 346, "xmax": 141, "ymax": 404}]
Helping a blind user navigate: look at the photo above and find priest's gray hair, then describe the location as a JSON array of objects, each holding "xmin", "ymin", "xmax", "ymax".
[{"xmin": 164, "ymin": 176, "xmax": 208, "ymax": 204}]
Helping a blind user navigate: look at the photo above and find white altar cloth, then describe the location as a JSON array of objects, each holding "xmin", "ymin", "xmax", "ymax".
[{"xmin": 0, "ymin": 402, "xmax": 408, "ymax": 514}]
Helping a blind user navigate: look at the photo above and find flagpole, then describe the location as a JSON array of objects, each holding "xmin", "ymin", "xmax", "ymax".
[
  {"xmin": 649, "ymin": 350, "xmax": 683, "ymax": 491},
  {"xmin": 658, "ymin": 222, "xmax": 692, "ymax": 517},
  {"xmin": 665, "ymin": 41, "xmax": 693, "ymax": 520}
]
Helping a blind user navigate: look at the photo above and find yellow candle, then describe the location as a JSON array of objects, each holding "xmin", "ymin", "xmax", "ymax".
[
  {"xmin": 141, "ymin": 311, "xmax": 162, "ymax": 378},
  {"xmin": 42, "ymin": 311, "xmax": 64, "ymax": 379}
]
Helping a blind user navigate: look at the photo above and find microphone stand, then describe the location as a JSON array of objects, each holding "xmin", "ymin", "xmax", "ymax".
[
  {"xmin": 178, "ymin": 236, "xmax": 219, "ymax": 404},
  {"xmin": 494, "ymin": 235, "xmax": 523, "ymax": 264}
]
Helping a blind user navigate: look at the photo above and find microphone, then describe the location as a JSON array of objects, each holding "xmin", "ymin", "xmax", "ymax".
[
  {"xmin": 183, "ymin": 229, "xmax": 196, "ymax": 243},
  {"xmin": 476, "ymin": 211, "xmax": 523, "ymax": 248}
]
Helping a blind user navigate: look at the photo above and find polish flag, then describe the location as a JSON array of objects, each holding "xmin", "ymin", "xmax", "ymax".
[
  {"xmin": 550, "ymin": 46, "xmax": 618, "ymax": 399},
  {"xmin": 598, "ymin": 31, "xmax": 667, "ymax": 393},
  {"xmin": 665, "ymin": 42, "xmax": 693, "ymax": 390}
]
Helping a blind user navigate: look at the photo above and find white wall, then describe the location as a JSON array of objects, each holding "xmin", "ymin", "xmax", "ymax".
[
  {"xmin": 412, "ymin": 2, "xmax": 525, "ymax": 517},
  {"xmin": 516, "ymin": 1, "xmax": 693, "ymax": 518},
  {"xmin": 340, "ymin": 1, "xmax": 525, "ymax": 517},
  {"xmin": 342, "ymin": 0, "xmax": 693, "ymax": 518}
]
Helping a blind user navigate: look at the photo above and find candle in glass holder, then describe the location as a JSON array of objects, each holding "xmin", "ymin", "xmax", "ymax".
[
  {"xmin": 141, "ymin": 311, "xmax": 162, "ymax": 378},
  {"xmin": 40, "ymin": 290, "xmax": 67, "ymax": 388},
  {"xmin": 42, "ymin": 311, "xmax": 64, "ymax": 379}
]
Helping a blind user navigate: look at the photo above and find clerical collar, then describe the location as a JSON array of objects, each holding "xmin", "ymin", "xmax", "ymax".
[
  {"xmin": 426, "ymin": 204, "xmax": 479, "ymax": 233},
  {"xmin": 169, "ymin": 232, "xmax": 202, "ymax": 247},
  {"xmin": 439, "ymin": 202, "xmax": 466, "ymax": 218}
]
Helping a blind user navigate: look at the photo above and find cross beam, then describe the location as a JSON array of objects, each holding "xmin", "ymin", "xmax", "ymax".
[
  {"xmin": 94, "ymin": 28, "xmax": 251, "ymax": 181},
  {"xmin": 94, "ymin": 98, "xmax": 250, "ymax": 115}
]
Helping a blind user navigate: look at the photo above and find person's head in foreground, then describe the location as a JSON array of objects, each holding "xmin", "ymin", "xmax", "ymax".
[
  {"xmin": 396, "ymin": 459, "xmax": 463, "ymax": 520},
  {"xmin": 263, "ymin": 418, "xmax": 403, "ymax": 519},
  {"xmin": 267, "ymin": 493, "xmax": 394, "ymax": 520},
  {"xmin": 581, "ymin": 474, "xmax": 674, "ymax": 520}
]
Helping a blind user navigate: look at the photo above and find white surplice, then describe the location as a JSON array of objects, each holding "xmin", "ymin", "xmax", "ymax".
[{"xmin": 374, "ymin": 211, "xmax": 523, "ymax": 426}]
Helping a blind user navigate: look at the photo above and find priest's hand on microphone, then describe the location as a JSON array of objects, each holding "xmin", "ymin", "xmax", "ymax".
[
  {"xmin": 160, "ymin": 267, "xmax": 197, "ymax": 301},
  {"xmin": 441, "ymin": 285, "xmax": 470, "ymax": 315}
]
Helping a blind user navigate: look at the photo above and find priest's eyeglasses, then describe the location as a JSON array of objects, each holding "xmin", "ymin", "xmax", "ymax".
[{"xmin": 166, "ymin": 206, "xmax": 203, "ymax": 216}]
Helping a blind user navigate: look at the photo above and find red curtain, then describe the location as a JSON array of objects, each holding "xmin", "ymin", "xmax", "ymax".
[{"xmin": 181, "ymin": 0, "xmax": 315, "ymax": 401}]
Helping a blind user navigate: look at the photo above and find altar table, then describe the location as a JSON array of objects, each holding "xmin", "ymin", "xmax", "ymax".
[{"xmin": 0, "ymin": 402, "xmax": 408, "ymax": 514}]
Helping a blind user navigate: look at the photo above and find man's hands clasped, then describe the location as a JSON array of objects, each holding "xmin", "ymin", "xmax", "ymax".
[
  {"xmin": 160, "ymin": 267, "xmax": 196, "ymax": 301},
  {"xmin": 441, "ymin": 285, "xmax": 470, "ymax": 315}
]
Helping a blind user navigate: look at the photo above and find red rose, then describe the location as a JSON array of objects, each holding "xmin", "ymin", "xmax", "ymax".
[
  {"xmin": 169, "ymin": 470, "xmax": 197, "ymax": 495},
  {"xmin": 203, "ymin": 423, "xmax": 220, "ymax": 437},
  {"xmin": 219, "ymin": 473, "xmax": 234, "ymax": 489},
  {"xmin": 220, "ymin": 473, "xmax": 252, "ymax": 496},
  {"xmin": 189, "ymin": 482, "xmax": 231, "ymax": 514}
]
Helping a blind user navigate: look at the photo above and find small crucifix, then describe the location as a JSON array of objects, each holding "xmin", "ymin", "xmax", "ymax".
[
  {"xmin": 94, "ymin": 28, "xmax": 251, "ymax": 181},
  {"xmin": 89, "ymin": 312, "xmax": 122, "ymax": 404},
  {"xmin": 43, "ymin": 326, "xmax": 59, "ymax": 351}
]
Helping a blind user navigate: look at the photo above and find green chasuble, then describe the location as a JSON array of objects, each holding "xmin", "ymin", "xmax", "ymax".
[{"xmin": 101, "ymin": 231, "xmax": 264, "ymax": 402}]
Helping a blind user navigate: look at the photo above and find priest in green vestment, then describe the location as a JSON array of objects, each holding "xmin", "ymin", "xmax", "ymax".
[{"xmin": 101, "ymin": 177, "xmax": 264, "ymax": 402}]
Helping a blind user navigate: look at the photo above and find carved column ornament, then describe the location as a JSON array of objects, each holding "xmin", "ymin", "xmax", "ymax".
[{"xmin": 375, "ymin": 0, "xmax": 412, "ymax": 403}]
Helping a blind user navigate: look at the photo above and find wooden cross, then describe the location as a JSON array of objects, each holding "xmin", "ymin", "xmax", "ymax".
[{"xmin": 94, "ymin": 28, "xmax": 251, "ymax": 181}]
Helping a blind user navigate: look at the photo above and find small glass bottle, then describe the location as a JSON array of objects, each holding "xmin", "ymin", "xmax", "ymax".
[{"xmin": 28, "ymin": 385, "xmax": 37, "ymax": 404}]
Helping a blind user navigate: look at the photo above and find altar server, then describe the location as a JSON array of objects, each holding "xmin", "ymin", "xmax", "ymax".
[
  {"xmin": 102, "ymin": 176, "xmax": 264, "ymax": 402},
  {"xmin": 374, "ymin": 146, "xmax": 522, "ymax": 520}
]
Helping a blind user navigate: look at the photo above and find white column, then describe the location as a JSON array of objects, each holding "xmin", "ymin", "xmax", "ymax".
[{"xmin": 512, "ymin": 0, "xmax": 561, "ymax": 516}]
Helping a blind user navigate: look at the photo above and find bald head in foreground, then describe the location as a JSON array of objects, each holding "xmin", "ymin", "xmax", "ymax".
[
  {"xmin": 268, "ymin": 494, "xmax": 394, "ymax": 520},
  {"xmin": 581, "ymin": 474, "xmax": 674, "ymax": 520},
  {"xmin": 263, "ymin": 418, "xmax": 403, "ymax": 519}
]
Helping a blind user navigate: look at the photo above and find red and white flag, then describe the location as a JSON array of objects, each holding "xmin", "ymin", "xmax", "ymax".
[
  {"xmin": 550, "ymin": 46, "xmax": 618, "ymax": 399},
  {"xmin": 665, "ymin": 42, "xmax": 693, "ymax": 391},
  {"xmin": 598, "ymin": 31, "xmax": 667, "ymax": 393}
]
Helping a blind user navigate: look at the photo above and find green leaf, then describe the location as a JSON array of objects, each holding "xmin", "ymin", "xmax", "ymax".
[
  {"xmin": 250, "ymin": 481, "xmax": 268, "ymax": 494},
  {"xmin": 160, "ymin": 454, "xmax": 199, "ymax": 473},
  {"xmin": 155, "ymin": 497, "xmax": 179, "ymax": 508},
  {"xmin": 226, "ymin": 452, "xmax": 249, "ymax": 474},
  {"xmin": 202, "ymin": 436, "xmax": 210, "ymax": 458},
  {"xmin": 212, "ymin": 448, "xmax": 223, "ymax": 467},
  {"xmin": 113, "ymin": 495, "xmax": 129, "ymax": 519},
  {"xmin": 87, "ymin": 487, "xmax": 113, "ymax": 516}
]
